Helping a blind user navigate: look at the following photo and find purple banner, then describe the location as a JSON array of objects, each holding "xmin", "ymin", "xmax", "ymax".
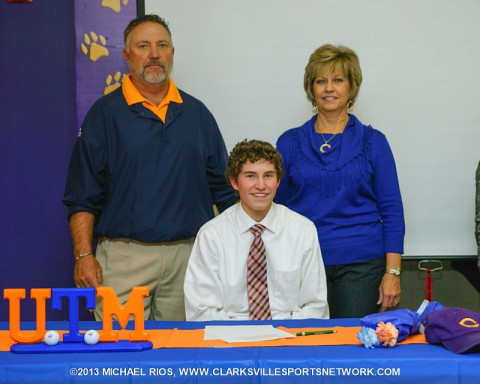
[{"xmin": 74, "ymin": 0, "xmax": 136, "ymax": 131}]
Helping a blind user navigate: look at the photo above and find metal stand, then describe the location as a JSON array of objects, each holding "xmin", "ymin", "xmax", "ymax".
[{"xmin": 418, "ymin": 260, "xmax": 443, "ymax": 301}]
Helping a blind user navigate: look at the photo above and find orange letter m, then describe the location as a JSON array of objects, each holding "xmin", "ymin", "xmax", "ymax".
[{"xmin": 96, "ymin": 286, "xmax": 150, "ymax": 342}]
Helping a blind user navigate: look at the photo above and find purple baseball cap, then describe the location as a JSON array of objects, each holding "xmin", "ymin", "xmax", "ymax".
[{"xmin": 424, "ymin": 307, "xmax": 480, "ymax": 353}]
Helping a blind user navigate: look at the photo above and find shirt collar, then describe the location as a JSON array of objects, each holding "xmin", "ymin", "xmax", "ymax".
[
  {"xmin": 235, "ymin": 203, "xmax": 279, "ymax": 234},
  {"xmin": 122, "ymin": 75, "xmax": 183, "ymax": 106}
]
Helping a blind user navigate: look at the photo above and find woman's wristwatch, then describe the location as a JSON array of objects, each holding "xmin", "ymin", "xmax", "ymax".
[{"xmin": 385, "ymin": 268, "xmax": 401, "ymax": 276}]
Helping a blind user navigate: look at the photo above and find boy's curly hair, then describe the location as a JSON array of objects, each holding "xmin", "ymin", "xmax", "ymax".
[{"xmin": 226, "ymin": 139, "xmax": 284, "ymax": 183}]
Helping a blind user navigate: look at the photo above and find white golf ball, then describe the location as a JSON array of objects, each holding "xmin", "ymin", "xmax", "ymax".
[
  {"xmin": 84, "ymin": 329, "xmax": 100, "ymax": 345},
  {"xmin": 44, "ymin": 330, "xmax": 60, "ymax": 346}
]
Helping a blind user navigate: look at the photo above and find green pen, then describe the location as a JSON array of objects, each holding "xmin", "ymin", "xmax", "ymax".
[{"xmin": 296, "ymin": 329, "xmax": 337, "ymax": 336}]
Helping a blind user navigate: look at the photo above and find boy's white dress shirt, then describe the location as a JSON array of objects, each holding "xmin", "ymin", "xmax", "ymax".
[{"xmin": 184, "ymin": 203, "xmax": 329, "ymax": 320}]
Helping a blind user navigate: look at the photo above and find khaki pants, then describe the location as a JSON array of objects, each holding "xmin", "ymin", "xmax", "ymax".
[{"xmin": 94, "ymin": 237, "xmax": 194, "ymax": 321}]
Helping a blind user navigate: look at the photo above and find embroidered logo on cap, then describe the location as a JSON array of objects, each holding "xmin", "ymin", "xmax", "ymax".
[{"xmin": 459, "ymin": 317, "xmax": 479, "ymax": 328}]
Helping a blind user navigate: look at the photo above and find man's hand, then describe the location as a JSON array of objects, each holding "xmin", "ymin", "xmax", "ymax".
[{"xmin": 74, "ymin": 255, "xmax": 103, "ymax": 288}]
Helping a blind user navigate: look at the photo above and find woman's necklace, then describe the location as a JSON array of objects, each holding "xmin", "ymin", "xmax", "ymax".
[
  {"xmin": 315, "ymin": 115, "xmax": 347, "ymax": 153},
  {"xmin": 319, "ymin": 132, "xmax": 337, "ymax": 153}
]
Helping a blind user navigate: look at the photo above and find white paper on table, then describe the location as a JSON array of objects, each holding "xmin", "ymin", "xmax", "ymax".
[{"xmin": 204, "ymin": 325, "xmax": 295, "ymax": 343}]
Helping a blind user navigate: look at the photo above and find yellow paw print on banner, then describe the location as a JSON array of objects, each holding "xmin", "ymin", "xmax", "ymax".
[
  {"xmin": 80, "ymin": 32, "xmax": 109, "ymax": 62},
  {"xmin": 102, "ymin": 0, "xmax": 129, "ymax": 13},
  {"xmin": 104, "ymin": 72, "xmax": 126, "ymax": 95}
]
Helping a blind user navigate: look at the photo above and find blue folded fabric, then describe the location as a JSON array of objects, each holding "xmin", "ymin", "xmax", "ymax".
[{"xmin": 359, "ymin": 300, "xmax": 444, "ymax": 345}]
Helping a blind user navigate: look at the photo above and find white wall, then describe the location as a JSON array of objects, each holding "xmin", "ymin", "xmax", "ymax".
[{"xmin": 145, "ymin": 0, "xmax": 480, "ymax": 257}]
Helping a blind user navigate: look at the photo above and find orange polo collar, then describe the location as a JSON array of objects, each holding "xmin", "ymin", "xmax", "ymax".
[{"xmin": 122, "ymin": 75, "xmax": 183, "ymax": 123}]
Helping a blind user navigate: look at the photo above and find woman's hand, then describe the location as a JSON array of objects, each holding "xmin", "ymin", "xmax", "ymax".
[
  {"xmin": 377, "ymin": 252, "xmax": 402, "ymax": 311},
  {"xmin": 377, "ymin": 273, "xmax": 401, "ymax": 312}
]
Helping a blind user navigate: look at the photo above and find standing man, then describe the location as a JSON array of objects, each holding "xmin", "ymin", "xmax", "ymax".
[{"xmin": 63, "ymin": 14, "xmax": 237, "ymax": 320}]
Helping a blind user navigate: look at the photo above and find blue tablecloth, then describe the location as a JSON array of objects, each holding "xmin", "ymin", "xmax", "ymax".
[{"xmin": 1, "ymin": 318, "xmax": 479, "ymax": 383}]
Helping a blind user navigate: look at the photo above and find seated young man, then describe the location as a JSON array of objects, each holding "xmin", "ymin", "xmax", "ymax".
[{"xmin": 184, "ymin": 139, "xmax": 329, "ymax": 320}]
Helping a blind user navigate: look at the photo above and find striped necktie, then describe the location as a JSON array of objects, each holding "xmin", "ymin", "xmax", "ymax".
[{"xmin": 247, "ymin": 224, "xmax": 272, "ymax": 320}]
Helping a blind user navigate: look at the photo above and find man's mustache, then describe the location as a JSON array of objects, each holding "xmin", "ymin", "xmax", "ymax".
[{"xmin": 145, "ymin": 60, "xmax": 165, "ymax": 70}]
